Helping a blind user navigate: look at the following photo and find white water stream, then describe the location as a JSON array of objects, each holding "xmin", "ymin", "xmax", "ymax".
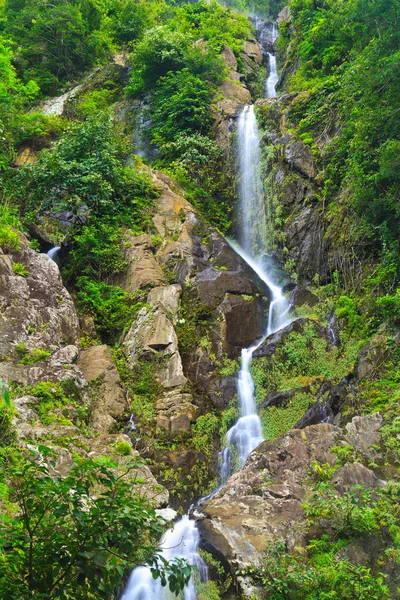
[
  {"xmin": 47, "ymin": 246, "xmax": 61, "ymax": 261},
  {"xmin": 121, "ymin": 22, "xmax": 289, "ymax": 600},
  {"xmin": 266, "ymin": 24, "xmax": 279, "ymax": 98}
]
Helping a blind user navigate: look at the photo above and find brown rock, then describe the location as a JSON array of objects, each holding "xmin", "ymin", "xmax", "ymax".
[
  {"xmin": 115, "ymin": 234, "xmax": 164, "ymax": 294},
  {"xmin": 77, "ymin": 345, "xmax": 128, "ymax": 432}
]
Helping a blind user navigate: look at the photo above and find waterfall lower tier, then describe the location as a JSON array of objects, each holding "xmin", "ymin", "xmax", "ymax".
[{"xmin": 121, "ymin": 515, "xmax": 207, "ymax": 600}]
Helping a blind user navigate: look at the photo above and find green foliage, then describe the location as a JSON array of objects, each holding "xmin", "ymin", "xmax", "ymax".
[
  {"xmin": 113, "ymin": 439, "xmax": 133, "ymax": 456},
  {"xmin": 261, "ymin": 390, "xmax": 314, "ymax": 439},
  {"xmin": 13, "ymin": 115, "xmax": 157, "ymax": 221},
  {"xmin": 65, "ymin": 222, "xmax": 128, "ymax": 282},
  {"xmin": 0, "ymin": 225, "xmax": 20, "ymax": 253},
  {"xmin": 18, "ymin": 348, "xmax": 51, "ymax": 366},
  {"xmin": 12, "ymin": 262, "xmax": 29, "ymax": 277},
  {"xmin": 75, "ymin": 278, "xmax": 145, "ymax": 341},
  {"xmin": 251, "ymin": 322, "xmax": 360, "ymax": 404},
  {"xmin": 0, "ymin": 446, "xmax": 190, "ymax": 599},
  {"xmin": 150, "ymin": 70, "xmax": 213, "ymax": 143},
  {"xmin": 283, "ymin": 0, "xmax": 400, "ymax": 293},
  {"xmin": 4, "ymin": 0, "xmax": 111, "ymax": 95},
  {"xmin": 244, "ymin": 539, "xmax": 390, "ymax": 599}
]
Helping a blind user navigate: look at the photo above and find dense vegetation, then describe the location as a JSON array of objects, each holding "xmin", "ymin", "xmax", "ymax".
[
  {"xmin": 276, "ymin": 0, "xmax": 400, "ymax": 321},
  {"xmin": 1, "ymin": 0, "xmax": 400, "ymax": 597}
]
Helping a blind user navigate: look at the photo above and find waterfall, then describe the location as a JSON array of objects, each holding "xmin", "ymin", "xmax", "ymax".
[
  {"xmin": 238, "ymin": 106, "xmax": 267, "ymax": 257},
  {"xmin": 266, "ymin": 23, "xmax": 279, "ymax": 98},
  {"xmin": 120, "ymin": 516, "xmax": 207, "ymax": 600},
  {"xmin": 220, "ymin": 44, "xmax": 290, "ymax": 480},
  {"xmin": 123, "ymin": 21, "xmax": 289, "ymax": 600},
  {"xmin": 47, "ymin": 246, "xmax": 61, "ymax": 261}
]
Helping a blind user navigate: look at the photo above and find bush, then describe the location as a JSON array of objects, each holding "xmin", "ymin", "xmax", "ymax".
[
  {"xmin": 76, "ymin": 278, "xmax": 145, "ymax": 341},
  {"xmin": 0, "ymin": 447, "xmax": 190, "ymax": 599}
]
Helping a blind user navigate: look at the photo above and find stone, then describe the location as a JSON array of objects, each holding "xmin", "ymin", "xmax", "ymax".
[
  {"xmin": 216, "ymin": 294, "xmax": 266, "ymax": 358},
  {"xmin": 345, "ymin": 413, "xmax": 383, "ymax": 457},
  {"xmin": 286, "ymin": 206, "xmax": 328, "ymax": 281},
  {"xmin": 198, "ymin": 424, "xmax": 343, "ymax": 580},
  {"xmin": 114, "ymin": 233, "xmax": 164, "ymax": 294},
  {"xmin": 295, "ymin": 376, "xmax": 353, "ymax": 428},
  {"xmin": 290, "ymin": 286, "xmax": 319, "ymax": 308},
  {"xmin": 50, "ymin": 345, "xmax": 79, "ymax": 365},
  {"xmin": 0, "ymin": 239, "xmax": 80, "ymax": 359},
  {"xmin": 332, "ymin": 462, "xmax": 386, "ymax": 495},
  {"xmin": 77, "ymin": 345, "xmax": 128, "ymax": 432},
  {"xmin": 277, "ymin": 5, "xmax": 291, "ymax": 23},
  {"xmin": 13, "ymin": 147, "xmax": 37, "ymax": 167}
]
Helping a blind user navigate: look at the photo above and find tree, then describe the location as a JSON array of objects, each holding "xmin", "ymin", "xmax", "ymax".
[{"xmin": 0, "ymin": 447, "xmax": 190, "ymax": 599}]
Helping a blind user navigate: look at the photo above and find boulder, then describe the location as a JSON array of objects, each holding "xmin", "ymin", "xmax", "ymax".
[
  {"xmin": 332, "ymin": 462, "xmax": 386, "ymax": 495},
  {"xmin": 290, "ymin": 286, "xmax": 319, "ymax": 308},
  {"xmin": 216, "ymin": 294, "xmax": 265, "ymax": 358},
  {"xmin": 0, "ymin": 240, "xmax": 80, "ymax": 359},
  {"xmin": 198, "ymin": 424, "xmax": 343, "ymax": 578}
]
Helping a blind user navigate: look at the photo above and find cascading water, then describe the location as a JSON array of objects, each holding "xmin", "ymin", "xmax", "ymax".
[
  {"xmin": 121, "ymin": 516, "xmax": 207, "ymax": 600},
  {"xmin": 220, "ymin": 31, "xmax": 290, "ymax": 481},
  {"xmin": 122, "ymin": 20, "xmax": 290, "ymax": 600},
  {"xmin": 47, "ymin": 246, "xmax": 61, "ymax": 261},
  {"xmin": 266, "ymin": 24, "xmax": 279, "ymax": 98}
]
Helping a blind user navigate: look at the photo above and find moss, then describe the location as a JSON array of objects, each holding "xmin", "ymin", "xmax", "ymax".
[
  {"xmin": 251, "ymin": 322, "xmax": 361, "ymax": 405},
  {"xmin": 19, "ymin": 348, "xmax": 51, "ymax": 365},
  {"xmin": 261, "ymin": 391, "xmax": 315, "ymax": 439}
]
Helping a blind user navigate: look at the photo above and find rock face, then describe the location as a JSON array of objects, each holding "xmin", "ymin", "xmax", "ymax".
[
  {"xmin": 198, "ymin": 416, "xmax": 391, "ymax": 595},
  {"xmin": 0, "ymin": 236, "xmax": 169, "ymax": 507},
  {"xmin": 199, "ymin": 424, "xmax": 343, "ymax": 571},
  {"xmin": 117, "ymin": 170, "xmax": 269, "ymax": 453},
  {"xmin": 0, "ymin": 240, "xmax": 80, "ymax": 361},
  {"xmin": 77, "ymin": 345, "xmax": 129, "ymax": 432},
  {"xmin": 256, "ymin": 97, "xmax": 328, "ymax": 282}
]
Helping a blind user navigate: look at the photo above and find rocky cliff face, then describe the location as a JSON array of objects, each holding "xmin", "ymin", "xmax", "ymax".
[{"xmin": 0, "ymin": 236, "xmax": 168, "ymax": 507}]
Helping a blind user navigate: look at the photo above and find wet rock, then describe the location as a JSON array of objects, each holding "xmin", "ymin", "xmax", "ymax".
[
  {"xmin": 290, "ymin": 286, "xmax": 319, "ymax": 308},
  {"xmin": 254, "ymin": 318, "xmax": 325, "ymax": 358},
  {"xmin": 295, "ymin": 376, "xmax": 353, "ymax": 428},
  {"xmin": 77, "ymin": 345, "xmax": 128, "ymax": 432},
  {"xmin": 216, "ymin": 294, "xmax": 265, "ymax": 358}
]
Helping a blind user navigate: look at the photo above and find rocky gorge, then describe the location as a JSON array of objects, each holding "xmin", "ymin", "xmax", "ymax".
[{"xmin": 1, "ymin": 0, "xmax": 400, "ymax": 599}]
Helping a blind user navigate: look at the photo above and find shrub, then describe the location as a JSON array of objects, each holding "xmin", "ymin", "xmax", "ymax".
[
  {"xmin": 12, "ymin": 262, "xmax": 29, "ymax": 277},
  {"xmin": 0, "ymin": 226, "xmax": 21, "ymax": 253},
  {"xmin": 76, "ymin": 278, "xmax": 145, "ymax": 341}
]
